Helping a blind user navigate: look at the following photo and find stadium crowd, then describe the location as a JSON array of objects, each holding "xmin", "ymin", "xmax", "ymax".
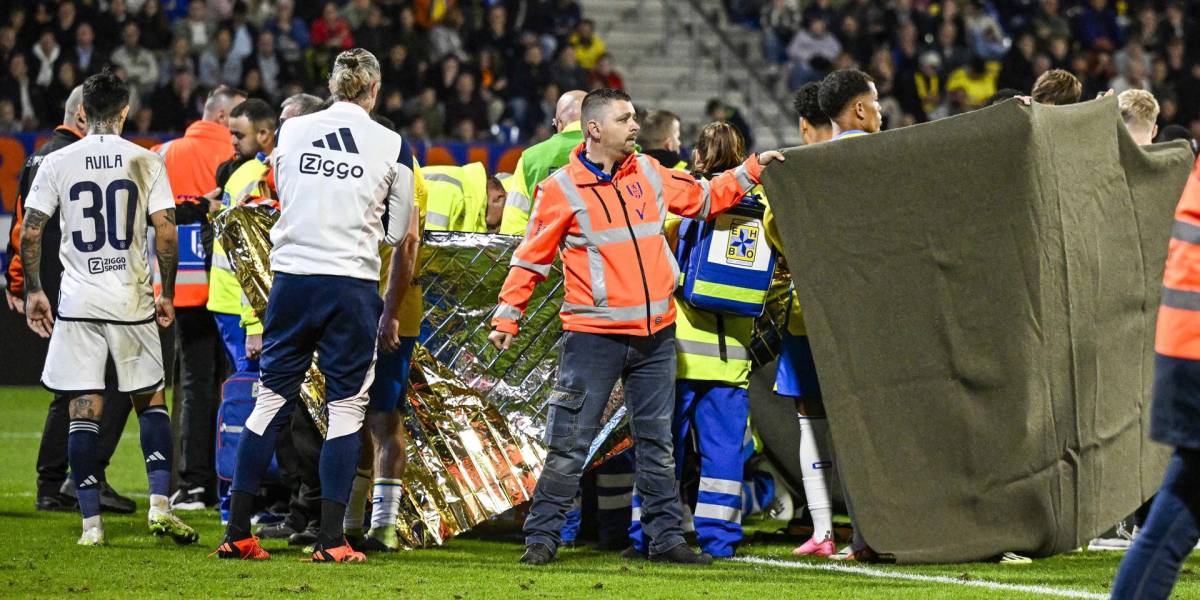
[
  {"xmin": 734, "ymin": 0, "xmax": 1200, "ymax": 135},
  {"xmin": 0, "ymin": 0, "xmax": 620, "ymax": 144}
]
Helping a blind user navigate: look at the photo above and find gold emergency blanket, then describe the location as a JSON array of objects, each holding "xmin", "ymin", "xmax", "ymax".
[{"xmin": 217, "ymin": 213, "xmax": 792, "ymax": 548}]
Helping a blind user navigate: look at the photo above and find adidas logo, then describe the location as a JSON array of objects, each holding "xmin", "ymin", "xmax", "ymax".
[
  {"xmin": 312, "ymin": 128, "xmax": 360, "ymax": 154},
  {"xmin": 146, "ymin": 451, "xmax": 166, "ymax": 463},
  {"xmin": 80, "ymin": 475, "xmax": 98, "ymax": 487}
]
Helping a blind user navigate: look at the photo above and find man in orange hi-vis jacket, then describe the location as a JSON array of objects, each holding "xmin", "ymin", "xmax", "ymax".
[
  {"xmin": 1113, "ymin": 157, "xmax": 1200, "ymax": 599},
  {"xmin": 488, "ymin": 88, "xmax": 785, "ymax": 566}
]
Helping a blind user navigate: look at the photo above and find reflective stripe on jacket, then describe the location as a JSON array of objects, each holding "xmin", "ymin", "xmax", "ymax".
[{"xmin": 492, "ymin": 143, "xmax": 764, "ymax": 337}]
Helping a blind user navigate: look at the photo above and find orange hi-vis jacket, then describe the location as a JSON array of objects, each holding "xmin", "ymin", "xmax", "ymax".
[
  {"xmin": 152, "ymin": 120, "xmax": 236, "ymax": 308},
  {"xmin": 1158, "ymin": 159, "xmax": 1200, "ymax": 359},
  {"xmin": 491, "ymin": 143, "xmax": 765, "ymax": 337}
]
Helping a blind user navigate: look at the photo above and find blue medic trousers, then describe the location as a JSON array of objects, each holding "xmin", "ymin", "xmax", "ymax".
[
  {"xmin": 523, "ymin": 327, "xmax": 685, "ymax": 556},
  {"xmin": 214, "ymin": 312, "xmax": 259, "ymax": 374},
  {"xmin": 632, "ymin": 380, "xmax": 749, "ymax": 558},
  {"xmin": 1112, "ymin": 448, "xmax": 1200, "ymax": 599}
]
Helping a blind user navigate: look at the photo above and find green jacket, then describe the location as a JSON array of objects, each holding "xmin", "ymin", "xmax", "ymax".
[{"xmin": 499, "ymin": 122, "xmax": 584, "ymax": 235}]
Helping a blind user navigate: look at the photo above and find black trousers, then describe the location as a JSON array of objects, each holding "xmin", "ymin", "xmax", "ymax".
[
  {"xmin": 35, "ymin": 359, "xmax": 131, "ymax": 497},
  {"xmin": 173, "ymin": 306, "xmax": 228, "ymax": 495},
  {"xmin": 277, "ymin": 400, "xmax": 324, "ymax": 531}
]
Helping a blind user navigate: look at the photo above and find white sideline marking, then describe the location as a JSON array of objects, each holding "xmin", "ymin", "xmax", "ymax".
[{"xmin": 733, "ymin": 556, "xmax": 1108, "ymax": 599}]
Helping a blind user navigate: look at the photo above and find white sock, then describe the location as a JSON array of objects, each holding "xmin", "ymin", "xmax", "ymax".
[
  {"xmin": 370, "ymin": 478, "xmax": 403, "ymax": 529},
  {"xmin": 343, "ymin": 473, "xmax": 371, "ymax": 532},
  {"xmin": 149, "ymin": 494, "xmax": 170, "ymax": 513},
  {"xmin": 82, "ymin": 515, "xmax": 103, "ymax": 532},
  {"xmin": 799, "ymin": 415, "xmax": 833, "ymax": 542}
]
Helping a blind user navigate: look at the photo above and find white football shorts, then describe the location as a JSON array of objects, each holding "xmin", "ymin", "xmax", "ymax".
[{"xmin": 42, "ymin": 319, "xmax": 165, "ymax": 395}]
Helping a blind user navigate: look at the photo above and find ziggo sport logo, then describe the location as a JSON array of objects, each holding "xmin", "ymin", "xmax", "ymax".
[{"xmin": 299, "ymin": 153, "xmax": 365, "ymax": 179}]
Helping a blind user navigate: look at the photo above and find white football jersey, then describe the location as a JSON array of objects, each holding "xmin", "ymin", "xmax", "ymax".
[
  {"xmin": 271, "ymin": 101, "xmax": 415, "ymax": 281},
  {"xmin": 24, "ymin": 134, "xmax": 175, "ymax": 322}
]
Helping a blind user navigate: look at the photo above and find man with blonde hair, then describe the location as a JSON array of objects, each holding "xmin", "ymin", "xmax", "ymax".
[
  {"xmin": 215, "ymin": 48, "xmax": 415, "ymax": 564},
  {"xmin": 1119, "ymin": 89, "xmax": 1160, "ymax": 146}
]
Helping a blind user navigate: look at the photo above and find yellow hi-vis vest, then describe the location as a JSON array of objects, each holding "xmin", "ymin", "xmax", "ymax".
[
  {"xmin": 424, "ymin": 162, "xmax": 488, "ymax": 232},
  {"xmin": 208, "ymin": 155, "xmax": 269, "ymax": 318},
  {"xmin": 377, "ymin": 161, "xmax": 429, "ymax": 337}
]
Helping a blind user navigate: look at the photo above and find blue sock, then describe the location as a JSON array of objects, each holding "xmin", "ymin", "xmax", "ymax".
[
  {"xmin": 137, "ymin": 406, "xmax": 172, "ymax": 498},
  {"xmin": 68, "ymin": 419, "xmax": 102, "ymax": 519},
  {"xmin": 318, "ymin": 432, "xmax": 363, "ymax": 548}
]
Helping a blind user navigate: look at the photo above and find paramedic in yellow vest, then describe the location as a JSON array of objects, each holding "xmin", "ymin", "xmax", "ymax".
[
  {"xmin": 208, "ymin": 99, "xmax": 277, "ymax": 374},
  {"xmin": 640, "ymin": 110, "xmax": 689, "ymax": 171},
  {"xmin": 499, "ymin": 90, "xmax": 586, "ymax": 235},
  {"xmin": 423, "ymin": 162, "xmax": 508, "ymax": 233},
  {"xmin": 627, "ymin": 122, "xmax": 772, "ymax": 559}
]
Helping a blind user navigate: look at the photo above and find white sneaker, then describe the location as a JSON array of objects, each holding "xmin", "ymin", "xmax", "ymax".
[
  {"xmin": 1088, "ymin": 521, "xmax": 1137, "ymax": 552},
  {"xmin": 78, "ymin": 527, "xmax": 106, "ymax": 546}
]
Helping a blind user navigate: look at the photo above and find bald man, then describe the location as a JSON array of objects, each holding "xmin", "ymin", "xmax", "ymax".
[
  {"xmin": 5, "ymin": 85, "xmax": 137, "ymax": 514},
  {"xmin": 499, "ymin": 90, "xmax": 587, "ymax": 235}
]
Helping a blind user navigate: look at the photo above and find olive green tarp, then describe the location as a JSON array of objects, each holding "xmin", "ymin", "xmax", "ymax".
[{"xmin": 759, "ymin": 97, "xmax": 1192, "ymax": 563}]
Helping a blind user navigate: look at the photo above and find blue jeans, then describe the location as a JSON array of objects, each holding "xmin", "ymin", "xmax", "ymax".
[
  {"xmin": 1112, "ymin": 448, "xmax": 1200, "ymax": 599},
  {"xmin": 523, "ymin": 326, "xmax": 685, "ymax": 555}
]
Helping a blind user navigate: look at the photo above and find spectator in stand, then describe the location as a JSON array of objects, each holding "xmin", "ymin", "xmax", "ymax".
[
  {"xmin": 265, "ymin": 0, "xmax": 309, "ymax": 67},
  {"xmin": 223, "ymin": 3, "xmax": 256, "ymax": 63},
  {"xmin": 44, "ymin": 62, "xmax": 79, "ymax": 119},
  {"xmin": 111, "ymin": 21, "xmax": 159, "ymax": 100},
  {"xmin": 96, "ymin": 0, "xmax": 135, "ymax": 46},
  {"xmin": 30, "ymin": 31, "xmax": 61, "ymax": 89},
  {"xmin": 892, "ymin": 21, "xmax": 920, "ymax": 75},
  {"xmin": 173, "ymin": 2, "xmax": 215, "ymax": 54},
  {"xmin": 1111, "ymin": 59, "xmax": 1152, "ymax": 97},
  {"xmin": 430, "ymin": 8, "xmax": 469, "ymax": 63},
  {"xmin": 52, "ymin": 1, "xmax": 78, "ymax": 49},
  {"xmin": 569, "ymin": 19, "xmax": 606, "ymax": 70},
  {"xmin": 159, "ymin": 37, "xmax": 196, "ymax": 88},
  {"xmin": 964, "ymin": 3, "xmax": 1007, "ymax": 62},
  {"xmin": 138, "ymin": 0, "xmax": 172, "ymax": 51},
  {"xmin": 430, "ymin": 55, "xmax": 464, "ymax": 102},
  {"xmin": 243, "ymin": 31, "xmax": 290, "ymax": 101},
  {"xmin": 151, "ymin": 69, "xmax": 203, "ymax": 131},
  {"xmin": 934, "ymin": 19, "xmax": 970, "ymax": 74},
  {"xmin": 1075, "ymin": 0, "xmax": 1123, "ymax": 52},
  {"xmin": 478, "ymin": 48, "xmax": 508, "ymax": 101},
  {"xmin": 240, "ymin": 69, "xmax": 272, "ymax": 103},
  {"xmin": 1, "ymin": 54, "xmax": 45, "ymax": 130},
  {"xmin": 1032, "ymin": 0, "xmax": 1071, "ymax": 44},
  {"xmin": 508, "ymin": 44, "xmax": 552, "ymax": 128},
  {"xmin": 999, "ymin": 32, "xmax": 1037, "ymax": 94},
  {"xmin": 545, "ymin": 0, "xmax": 583, "ymax": 43},
  {"xmin": 0, "ymin": 99, "xmax": 18, "ymax": 133},
  {"xmin": 551, "ymin": 46, "xmax": 588, "ymax": 94},
  {"xmin": 0, "ymin": 25, "xmax": 17, "ymax": 69},
  {"xmin": 353, "ymin": 6, "xmax": 391, "ymax": 60},
  {"xmin": 411, "ymin": 92, "xmax": 445, "ymax": 129},
  {"xmin": 68, "ymin": 23, "xmax": 108, "ymax": 78},
  {"xmin": 946, "ymin": 56, "xmax": 998, "ymax": 110},
  {"xmin": 761, "ymin": 0, "xmax": 802, "ymax": 65},
  {"xmin": 473, "ymin": 5, "xmax": 519, "ymax": 64},
  {"xmin": 896, "ymin": 51, "xmax": 942, "ymax": 123},
  {"xmin": 311, "ymin": 2, "xmax": 354, "ymax": 53},
  {"xmin": 199, "ymin": 28, "xmax": 243, "ymax": 89},
  {"xmin": 787, "ymin": 16, "xmax": 841, "ymax": 89},
  {"xmin": 393, "ymin": 6, "xmax": 428, "ymax": 63},
  {"xmin": 340, "ymin": 0, "xmax": 373, "ymax": 31},
  {"xmin": 588, "ymin": 53, "xmax": 623, "ymax": 91},
  {"xmin": 445, "ymin": 71, "xmax": 491, "ymax": 140},
  {"xmin": 382, "ymin": 43, "xmax": 421, "ymax": 99},
  {"xmin": 1032, "ymin": 68, "xmax": 1082, "ymax": 105}
]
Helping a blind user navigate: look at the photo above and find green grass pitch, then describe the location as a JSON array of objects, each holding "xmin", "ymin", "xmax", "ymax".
[{"xmin": 0, "ymin": 385, "xmax": 1197, "ymax": 599}]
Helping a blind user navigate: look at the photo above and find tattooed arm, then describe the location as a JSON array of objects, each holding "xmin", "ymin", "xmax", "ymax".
[
  {"xmin": 150, "ymin": 208, "xmax": 178, "ymax": 327},
  {"xmin": 19, "ymin": 208, "xmax": 53, "ymax": 338}
]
